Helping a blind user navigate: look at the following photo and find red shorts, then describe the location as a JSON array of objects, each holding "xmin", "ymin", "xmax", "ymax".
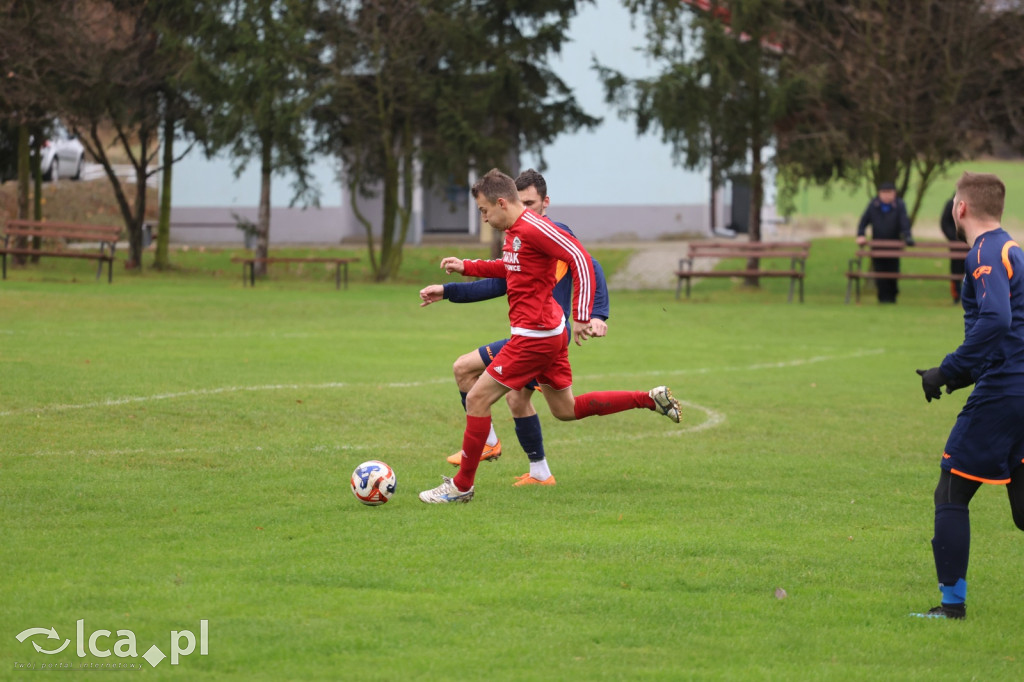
[{"xmin": 484, "ymin": 333, "xmax": 573, "ymax": 391}]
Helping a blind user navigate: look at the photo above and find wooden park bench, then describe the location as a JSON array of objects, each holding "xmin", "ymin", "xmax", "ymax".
[
  {"xmin": 675, "ymin": 240, "xmax": 812, "ymax": 302},
  {"xmin": 1, "ymin": 219, "xmax": 121, "ymax": 282},
  {"xmin": 845, "ymin": 239, "xmax": 969, "ymax": 303},
  {"xmin": 231, "ymin": 256, "xmax": 360, "ymax": 290}
]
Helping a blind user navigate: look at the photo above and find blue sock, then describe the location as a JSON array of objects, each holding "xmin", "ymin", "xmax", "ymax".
[
  {"xmin": 514, "ymin": 415, "xmax": 545, "ymax": 462},
  {"xmin": 940, "ymin": 578, "xmax": 967, "ymax": 605},
  {"xmin": 460, "ymin": 391, "xmax": 468, "ymax": 412}
]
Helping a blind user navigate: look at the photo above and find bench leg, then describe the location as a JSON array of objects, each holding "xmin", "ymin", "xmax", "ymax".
[
  {"xmin": 788, "ymin": 277, "xmax": 795, "ymax": 303},
  {"xmin": 107, "ymin": 258, "xmax": 113, "ymax": 283},
  {"xmin": 335, "ymin": 263, "xmax": 341, "ymax": 290},
  {"xmin": 1, "ymin": 253, "xmax": 6, "ymax": 280}
]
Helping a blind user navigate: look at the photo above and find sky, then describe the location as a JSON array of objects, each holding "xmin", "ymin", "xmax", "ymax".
[
  {"xmin": 521, "ymin": 0, "xmax": 708, "ymax": 206},
  {"xmin": 172, "ymin": 1, "xmax": 708, "ymax": 209}
]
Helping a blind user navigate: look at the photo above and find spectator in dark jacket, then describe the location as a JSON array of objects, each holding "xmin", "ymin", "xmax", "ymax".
[
  {"xmin": 857, "ymin": 181, "xmax": 913, "ymax": 303},
  {"xmin": 941, "ymin": 196, "xmax": 966, "ymax": 303}
]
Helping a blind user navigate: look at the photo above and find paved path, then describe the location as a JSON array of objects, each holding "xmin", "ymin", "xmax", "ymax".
[
  {"xmin": 602, "ymin": 225, "xmax": 844, "ymax": 291},
  {"xmin": 602, "ymin": 240, "xmax": 691, "ymax": 291}
]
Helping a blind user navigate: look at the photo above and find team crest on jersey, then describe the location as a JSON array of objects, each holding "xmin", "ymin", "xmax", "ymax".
[{"xmin": 512, "ymin": 236, "xmax": 522, "ymax": 252}]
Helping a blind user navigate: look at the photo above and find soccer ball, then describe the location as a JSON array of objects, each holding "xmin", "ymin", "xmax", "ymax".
[{"xmin": 350, "ymin": 460, "xmax": 397, "ymax": 506}]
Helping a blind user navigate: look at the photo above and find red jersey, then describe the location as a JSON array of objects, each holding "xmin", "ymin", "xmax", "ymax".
[{"xmin": 462, "ymin": 209, "xmax": 595, "ymax": 337}]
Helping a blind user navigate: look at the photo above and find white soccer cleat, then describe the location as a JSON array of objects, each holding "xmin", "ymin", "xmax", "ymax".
[
  {"xmin": 418, "ymin": 476, "xmax": 475, "ymax": 504},
  {"xmin": 649, "ymin": 386, "xmax": 681, "ymax": 423}
]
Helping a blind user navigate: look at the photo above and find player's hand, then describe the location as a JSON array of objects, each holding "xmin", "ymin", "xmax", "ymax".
[
  {"xmin": 856, "ymin": 235, "xmax": 867, "ymax": 246},
  {"xmin": 572, "ymin": 320, "xmax": 594, "ymax": 346},
  {"xmin": 419, "ymin": 284, "xmax": 444, "ymax": 307},
  {"xmin": 440, "ymin": 257, "xmax": 464, "ymax": 274},
  {"xmin": 944, "ymin": 374, "xmax": 973, "ymax": 395},
  {"xmin": 916, "ymin": 367, "xmax": 946, "ymax": 402},
  {"xmin": 589, "ymin": 319, "xmax": 608, "ymax": 338}
]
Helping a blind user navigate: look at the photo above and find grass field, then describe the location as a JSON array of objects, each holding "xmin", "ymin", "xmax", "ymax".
[{"xmin": 2, "ymin": 243, "xmax": 1023, "ymax": 681}]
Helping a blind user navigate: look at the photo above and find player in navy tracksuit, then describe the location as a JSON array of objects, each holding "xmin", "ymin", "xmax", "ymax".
[
  {"xmin": 419, "ymin": 170, "xmax": 609, "ymax": 486},
  {"xmin": 915, "ymin": 172, "xmax": 1024, "ymax": 620}
]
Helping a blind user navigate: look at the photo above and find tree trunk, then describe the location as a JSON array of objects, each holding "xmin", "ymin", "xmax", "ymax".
[
  {"xmin": 14, "ymin": 124, "xmax": 30, "ymax": 265},
  {"xmin": 82, "ymin": 120, "xmax": 150, "ymax": 269},
  {"xmin": 744, "ymin": 98, "xmax": 765, "ymax": 287},
  {"xmin": 709, "ymin": 140, "xmax": 719, "ymax": 233},
  {"xmin": 490, "ymin": 143, "xmax": 521, "ymax": 259},
  {"xmin": 255, "ymin": 137, "xmax": 272, "ymax": 277},
  {"xmin": 378, "ymin": 151, "xmax": 399, "ymax": 282},
  {"xmin": 30, "ymin": 127, "xmax": 43, "ymax": 262},
  {"xmin": 154, "ymin": 114, "xmax": 173, "ymax": 270}
]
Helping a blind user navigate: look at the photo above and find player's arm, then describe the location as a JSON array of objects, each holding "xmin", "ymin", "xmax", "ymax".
[
  {"xmin": 856, "ymin": 205, "xmax": 871, "ymax": 245},
  {"xmin": 460, "ymin": 258, "xmax": 506, "ymax": 279},
  {"xmin": 898, "ymin": 200, "xmax": 914, "ymax": 245},
  {"xmin": 444, "ymin": 278, "xmax": 508, "ymax": 303},
  {"xmin": 538, "ymin": 228, "xmax": 596, "ymax": 344},
  {"xmin": 940, "ymin": 246, "xmax": 1013, "ymax": 379},
  {"xmin": 590, "ymin": 258, "xmax": 610, "ymax": 336},
  {"xmin": 420, "ymin": 278, "xmax": 508, "ymax": 307}
]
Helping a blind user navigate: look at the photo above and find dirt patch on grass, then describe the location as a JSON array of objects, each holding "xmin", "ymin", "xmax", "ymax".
[{"xmin": 0, "ymin": 177, "xmax": 157, "ymax": 227}]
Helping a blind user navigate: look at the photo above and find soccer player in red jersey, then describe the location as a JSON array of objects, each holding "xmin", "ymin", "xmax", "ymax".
[
  {"xmin": 418, "ymin": 168, "xmax": 681, "ymax": 504},
  {"xmin": 418, "ymin": 169, "xmax": 612, "ymax": 487}
]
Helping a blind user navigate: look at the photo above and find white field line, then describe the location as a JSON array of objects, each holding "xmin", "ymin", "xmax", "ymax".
[
  {"xmin": 0, "ymin": 349, "xmax": 882, "ymax": 421},
  {"xmin": 23, "ymin": 402, "xmax": 724, "ymax": 458}
]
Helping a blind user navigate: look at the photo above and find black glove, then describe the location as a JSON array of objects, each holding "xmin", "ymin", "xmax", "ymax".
[
  {"xmin": 944, "ymin": 373, "xmax": 973, "ymax": 395},
  {"xmin": 905, "ymin": 236, "xmax": 916, "ymax": 247},
  {"xmin": 916, "ymin": 367, "xmax": 946, "ymax": 402}
]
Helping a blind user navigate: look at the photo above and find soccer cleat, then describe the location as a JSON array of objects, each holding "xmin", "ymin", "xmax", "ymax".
[
  {"xmin": 446, "ymin": 440, "xmax": 502, "ymax": 466},
  {"xmin": 912, "ymin": 603, "xmax": 966, "ymax": 620},
  {"xmin": 649, "ymin": 386, "xmax": 682, "ymax": 423},
  {"xmin": 513, "ymin": 473, "xmax": 557, "ymax": 487},
  {"xmin": 418, "ymin": 476, "xmax": 475, "ymax": 504}
]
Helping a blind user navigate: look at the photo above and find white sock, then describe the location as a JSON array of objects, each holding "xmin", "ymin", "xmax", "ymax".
[
  {"xmin": 529, "ymin": 459, "xmax": 552, "ymax": 481},
  {"xmin": 485, "ymin": 424, "xmax": 498, "ymax": 447}
]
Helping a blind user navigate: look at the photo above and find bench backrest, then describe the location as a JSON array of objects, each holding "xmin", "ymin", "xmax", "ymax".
[
  {"xmin": 689, "ymin": 240, "xmax": 810, "ymax": 258},
  {"xmin": 693, "ymin": 239, "xmax": 810, "ymax": 250},
  {"xmin": 4, "ymin": 220, "xmax": 122, "ymax": 244},
  {"xmin": 865, "ymin": 238, "xmax": 968, "ymax": 252}
]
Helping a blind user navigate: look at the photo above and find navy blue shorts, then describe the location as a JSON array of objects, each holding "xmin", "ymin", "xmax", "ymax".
[
  {"xmin": 477, "ymin": 339, "xmax": 539, "ymax": 391},
  {"xmin": 943, "ymin": 393, "xmax": 1024, "ymax": 484}
]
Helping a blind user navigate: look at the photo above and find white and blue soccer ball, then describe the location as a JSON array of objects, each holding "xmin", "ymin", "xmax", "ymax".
[{"xmin": 350, "ymin": 460, "xmax": 397, "ymax": 506}]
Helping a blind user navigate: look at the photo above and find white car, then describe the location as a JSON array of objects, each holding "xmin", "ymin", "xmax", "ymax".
[{"xmin": 39, "ymin": 122, "xmax": 85, "ymax": 181}]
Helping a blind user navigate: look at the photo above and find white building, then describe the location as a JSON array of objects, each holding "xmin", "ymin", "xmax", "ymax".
[{"xmin": 169, "ymin": 1, "xmax": 744, "ymax": 246}]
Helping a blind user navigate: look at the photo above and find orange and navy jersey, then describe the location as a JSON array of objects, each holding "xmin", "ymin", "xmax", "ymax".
[
  {"xmin": 462, "ymin": 209, "xmax": 596, "ymax": 337},
  {"xmin": 940, "ymin": 227, "xmax": 1024, "ymax": 395}
]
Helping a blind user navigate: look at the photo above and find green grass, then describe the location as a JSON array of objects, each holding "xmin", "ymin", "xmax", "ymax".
[
  {"xmin": 3, "ymin": 243, "xmax": 633, "ymax": 289},
  {"xmin": 2, "ymin": 243, "xmax": 1023, "ymax": 681}
]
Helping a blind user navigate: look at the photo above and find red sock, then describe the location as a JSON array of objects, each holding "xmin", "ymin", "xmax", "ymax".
[
  {"xmin": 453, "ymin": 415, "xmax": 491, "ymax": 491},
  {"xmin": 573, "ymin": 391, "xmax": 654, "ymax": 419}
]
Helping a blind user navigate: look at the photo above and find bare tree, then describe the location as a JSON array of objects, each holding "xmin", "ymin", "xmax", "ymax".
[{"xmin": 777, "ymin": 0, "xmax": 1024, "ymax": 223}]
